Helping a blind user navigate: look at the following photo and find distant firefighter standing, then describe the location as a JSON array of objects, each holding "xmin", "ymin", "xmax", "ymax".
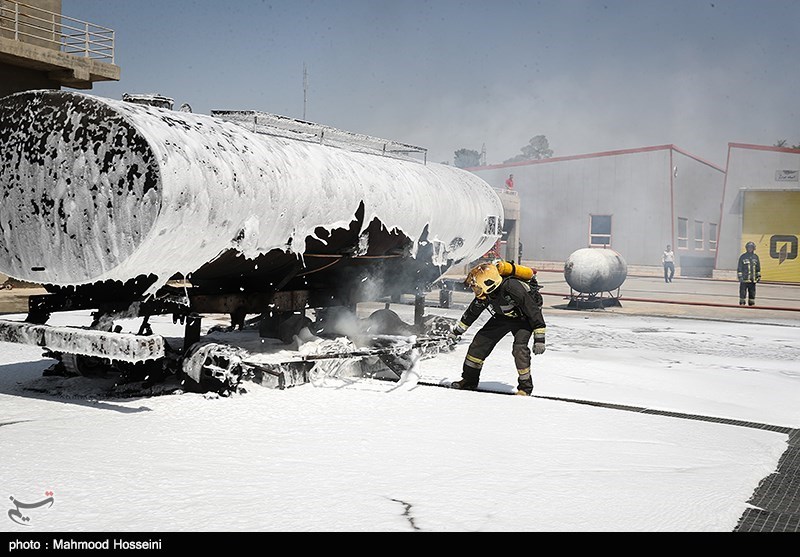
[{"xmin": 737, "ymin": 241, "xmax": 761, "ymax": 306}]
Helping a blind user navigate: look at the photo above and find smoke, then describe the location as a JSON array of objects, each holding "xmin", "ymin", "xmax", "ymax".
[
  {"xmin": 77, "ymin": 0, "xmax": 800, "ymax": 173},
  {"xmin": 379, "ymin": 53, "xmax": 799, "ymax": 170},
  {"xmin": 313, "ymin": 306, "xmax": 363, "ymax": 341},
  {"xmin": 358, "ymin": 274, "xmax": 387, "ymax": 303}
]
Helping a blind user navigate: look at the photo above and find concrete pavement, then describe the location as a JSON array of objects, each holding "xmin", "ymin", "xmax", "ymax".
[
  {"xmin": 534, "ymin": 270, "xmax": 800, "ymax": 325},
  {"xmin": 439, "ymin": 269, "xmax": 800, "ymax": 326}
]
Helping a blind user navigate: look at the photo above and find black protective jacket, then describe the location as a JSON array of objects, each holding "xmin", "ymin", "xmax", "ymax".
[
  {"xmin": 737, "ymin": 252, "xmax": 761, "ymax": 283},
  {"xmin": 459, "ymin": 277, "xmax": 546, "ymax": 332}
]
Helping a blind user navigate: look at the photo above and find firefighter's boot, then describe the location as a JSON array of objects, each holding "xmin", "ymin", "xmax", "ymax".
[
  {"xmin": 451, "ymin": 368, "xmax": 480, "ymax": 391},
  {"xmin": 516, "ymin": 371, "xmax": 533, "ymax": 396}
]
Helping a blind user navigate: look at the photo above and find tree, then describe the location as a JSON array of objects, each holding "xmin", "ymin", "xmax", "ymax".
[
  {"xmin": 454, "ymin": 148, "xmax": 481, "ymax": 168},
  {"xmin": 504, "ymin": 135, "xmax": 553, "ymax": 163},
  {"xmin": 775, "ymin": 139, "xmax": 800, "ymax": 149}
]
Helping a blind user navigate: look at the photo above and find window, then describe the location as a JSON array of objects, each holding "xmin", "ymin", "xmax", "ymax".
[
  {"xmin": 484, "ymin": 215, "xmax": 501, "ymax": 235},
  {"xmin": 694, "ymin": 220, "xmax": 704, "ymax": 250},
  {"xmin": 708, "ymin": 223, "xmax": 717, "ymax": 251},
  {"xmin": 677, "ymin": 217, "xmax": 688, "ymax": 249},
  {"xmin": 590, "ymin": 215, "xmax": 612, "ymax": 246}
]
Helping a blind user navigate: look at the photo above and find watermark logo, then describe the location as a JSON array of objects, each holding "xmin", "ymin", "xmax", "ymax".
[{"xmin": 7, "ymin": 491, "xmax": 54, "ymax": 526}]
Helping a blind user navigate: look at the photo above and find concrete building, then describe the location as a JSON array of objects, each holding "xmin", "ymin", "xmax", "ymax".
[
  {"xmin": 0, "ymin": 0, "xmax": 119, "ymax": 96},
  {"xmin": 716, "ymin": 143, "xmax": 800, "ymax": 283},
  {"xmin": 492, "ymin": 188, "xmax": 521, "ymax": 263},
  {"xmin": 469, "ymin": 145, "xmax": 726, "ymax": 277}
]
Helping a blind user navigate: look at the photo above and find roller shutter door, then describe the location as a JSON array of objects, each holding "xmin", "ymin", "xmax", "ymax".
[{"xmin": 742, "ymin": 191, "xmax": 800, "ymax": 283}]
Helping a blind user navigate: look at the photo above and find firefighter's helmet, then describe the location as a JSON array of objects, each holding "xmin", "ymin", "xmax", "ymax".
[
  {"xmin": 465, "ymin": 263, "xmax": 503, "ymax": 299},
  {"xmin": 746, "ymin": 241, "xmax": 756, "ymax": 251}
]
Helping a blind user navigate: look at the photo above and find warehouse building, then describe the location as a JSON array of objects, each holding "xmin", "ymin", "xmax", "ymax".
[
  {"xmin": 716, "ymin": 143, "xmax": 800, "ymax": 283},
  {"xmin": 469, "ymin": 145, "xmax": 726, "ymax": 277}
]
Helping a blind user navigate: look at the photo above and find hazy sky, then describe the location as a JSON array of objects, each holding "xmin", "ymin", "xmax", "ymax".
[{"xmin": 63, "ymin": 0, "xmax": 799, "ymax": 166}]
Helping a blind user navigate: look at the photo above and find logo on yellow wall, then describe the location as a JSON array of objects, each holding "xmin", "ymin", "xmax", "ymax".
[{"xmin": 770, "ymin": 235, "xmax": 798, "ymax": 264}]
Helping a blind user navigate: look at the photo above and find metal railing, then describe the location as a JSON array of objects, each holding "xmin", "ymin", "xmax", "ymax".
[
  {"xmin": 493, "ymin": 187, "xmax": 519, "ymax": 197},
  {"xmin": 212, "ymin": 109, "xmax": 429, "ymax": 163},
  {"xmin": 0, "ymin": 0, "xmax": 114, "ymax": 64}
]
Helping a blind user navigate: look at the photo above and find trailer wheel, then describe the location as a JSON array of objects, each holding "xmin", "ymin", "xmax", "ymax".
[{"xmin": 61, "ymin": 353, "xmax": 109, "ymax": 377}]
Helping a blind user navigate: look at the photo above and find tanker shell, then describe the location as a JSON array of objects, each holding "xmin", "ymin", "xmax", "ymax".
[
  {"xmin": 0, "ymin": 91, "xmax": 503, "ymax": 291},
  {"xmin": 564, "ymin": 248, "xmax": 628, "ymax": 293}
]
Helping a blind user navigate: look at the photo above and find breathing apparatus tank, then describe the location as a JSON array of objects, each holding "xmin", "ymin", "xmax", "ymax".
[{"xmin": 496, "ymin": 261, "xmax": 536, "ymax": 281}]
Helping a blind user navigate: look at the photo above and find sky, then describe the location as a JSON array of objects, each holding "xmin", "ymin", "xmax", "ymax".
[
  {"xmin": 61, "ymin": 0, "xmax": 800, "ymax": 168},
  {"xmin": 1, "ymin": 299, "xmax": 799, "ymax": 532}
]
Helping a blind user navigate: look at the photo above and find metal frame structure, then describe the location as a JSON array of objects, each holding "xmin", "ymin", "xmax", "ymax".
[
  {"xmin": 566, "ymin": 287, "xmax": 623, "ymax": 309},
  {"xmin": 212, "ymin": 109, "xmax": 428, "ymax": 163},
  {"xmin": 0, "ymin": 0, "xmax": 114, "ymax": 63}
]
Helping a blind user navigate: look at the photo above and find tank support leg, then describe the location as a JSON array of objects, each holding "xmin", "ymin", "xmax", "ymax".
[
  {"xmin": 414, "ymin": 294, "xmax": 425, "ymax": 328},
  {"xmin": 183, "ymin": 314, "xmax": 202, "ymax": 353}
]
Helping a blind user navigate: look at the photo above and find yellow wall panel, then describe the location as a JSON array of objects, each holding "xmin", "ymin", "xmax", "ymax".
[{"xmin": 742, "ymin": 191, "xmax": 800, "ymax": 283}]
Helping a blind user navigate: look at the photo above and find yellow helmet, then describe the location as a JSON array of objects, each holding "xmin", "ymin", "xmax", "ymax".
[{"xmin": 465, "ymin": 263, "xmax": 503, "ymax": 298}]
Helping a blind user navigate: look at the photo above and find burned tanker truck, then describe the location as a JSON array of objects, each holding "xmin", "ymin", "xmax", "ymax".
[{"xmin": 0, "ymin": 90, "xmax": 503, "ymax": 393}]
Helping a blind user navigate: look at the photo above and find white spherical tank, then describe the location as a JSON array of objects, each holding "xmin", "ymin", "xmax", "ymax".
[{"xmin": 564, "ymin": 248, "xmax": 628, "ymax": 293}]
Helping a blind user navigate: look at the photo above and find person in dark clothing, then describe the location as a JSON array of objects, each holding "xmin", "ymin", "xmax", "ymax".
[
  {"xmin": 737, "ymin": 241, "xmax": 761, "ymax": 306},
  {"xmin": 449, "ymin": 263, "xmax": 546, "ymax": 396}
]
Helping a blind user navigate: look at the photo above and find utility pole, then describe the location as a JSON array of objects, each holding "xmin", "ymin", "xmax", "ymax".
[{"xmin": 303, "ymin": 63, "xmax": 308, "ymax": 120}]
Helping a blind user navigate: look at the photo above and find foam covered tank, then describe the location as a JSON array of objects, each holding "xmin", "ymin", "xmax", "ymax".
[
  {"xmin": 564, "ymin": 248, "xmax": 628, "ymax": 293},
  {"xmin": 0, "ymin": 90, "xmax": 503, "ymax": 293}
]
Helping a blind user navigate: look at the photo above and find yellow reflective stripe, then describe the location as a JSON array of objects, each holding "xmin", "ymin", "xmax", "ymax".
[
  {"xmin": 464, "ymin": 359, "xmax": 483, "ymax": 369},
  {"xmin": 517, "ymin": 368, "xmax": 531, "ymax": 377},
  {"xmin": 533, "ymin": 328, "xmax": 546, "ymax": 335},
  {"xmin": 465, "ymin": 354, "xmax": 484, "ymax": 365}
]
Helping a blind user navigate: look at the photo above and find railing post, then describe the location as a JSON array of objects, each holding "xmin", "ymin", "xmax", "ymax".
[{"xmin": 3, "ymin": 1, "xmax": 115, "ymax": 64}]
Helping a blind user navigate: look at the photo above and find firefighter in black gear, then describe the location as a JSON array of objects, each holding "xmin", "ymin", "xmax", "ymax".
[
  {"xmin": 737, "ymin": 241, "xmax": 761, "ymax": 306},
  {"xmin": 449, "ymin": 263, "xmax": 546, "ymax": 396}
]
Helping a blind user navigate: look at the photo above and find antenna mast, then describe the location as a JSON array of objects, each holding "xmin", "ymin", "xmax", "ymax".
[{"xmin": 303, "ymin": 63, "xmax": 308, "ymax": 120}]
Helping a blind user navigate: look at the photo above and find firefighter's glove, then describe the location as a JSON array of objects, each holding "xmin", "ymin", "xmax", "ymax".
[
  {"xmin": 532, "ymin": 328, "xmax": 546, "ymax": 355},
  {"xmin": 756, "ymin": 275, "xmax": 761, "ymax": 283},
  {"xmin": 737, "ymin": 273, "xmax": 743, "ymax": 282},
  {"xmin": 448, "ymin": 322, "xmax": 468, "ymax": 344}
]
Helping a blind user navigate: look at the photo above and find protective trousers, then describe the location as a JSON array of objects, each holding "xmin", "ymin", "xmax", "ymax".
[
  {"xmin": 461, "ymin": 316, "xmax": 532, "ymax": 387},
  {"xmin": 739, "ymin": 282, "xmax": 756, "ymax": 306}
]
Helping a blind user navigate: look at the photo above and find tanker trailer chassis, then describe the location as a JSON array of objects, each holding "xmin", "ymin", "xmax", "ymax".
[{"xmin": 0, "ymin": 271, "xmax": 457, "ymax": 396}]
